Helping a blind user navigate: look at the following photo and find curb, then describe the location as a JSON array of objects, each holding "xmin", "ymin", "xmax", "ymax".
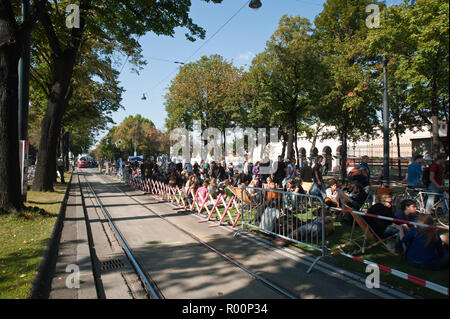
[{"xmin": 28, "ymin": 172, "xmax": 74, "ymax": 299}]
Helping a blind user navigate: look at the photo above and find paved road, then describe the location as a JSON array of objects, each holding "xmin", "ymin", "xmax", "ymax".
[{"xmin": 49, "ymin": 168, "xmax": 412, "ymax": 299}]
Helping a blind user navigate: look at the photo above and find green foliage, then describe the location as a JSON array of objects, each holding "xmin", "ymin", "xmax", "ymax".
[
  {"xmin": 165, "ymin": 54, "xmax": 243, "ymax": 131},
  {"xmin": 95, "ymin": 115, "xmax": 168, "ymax": 160}
]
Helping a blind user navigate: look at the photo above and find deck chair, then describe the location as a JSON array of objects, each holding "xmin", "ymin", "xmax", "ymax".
[
  {"xmin": 337, "ymin": 206, "xmax": 398, "ymax": 256},
  {"xmin": 228, "ymin": 185, "xmax": 264, "ymax": 225}
]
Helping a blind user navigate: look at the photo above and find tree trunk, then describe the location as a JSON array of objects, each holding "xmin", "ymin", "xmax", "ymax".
[
  {"xmin": 340, "ymin": 129, "xmax": 348, "ymax": 182},
  {"xmin": 396, "ymin": 130, "xmax": 402, "ymax": 181},
  {"xmin": 32, "ymin": 56, "xmax": 76, "ymax": 192},
  {"xmin": 286, "ymin": 126, "xmax": 295, "ymax": 160},
  {"xmin": 281, "ymin": 130, "xmax": 287, "ymax": 158},
  {"xmin": 0, "ymin": 3, "xmax": 23, "ymax": 214},
  {"xmin": 294, "ymin": 127, "xmax": 299, "ymax": 167},
  {"xmin": 431, "ymin": 114, "xmax": 440, "ymax": 159}
]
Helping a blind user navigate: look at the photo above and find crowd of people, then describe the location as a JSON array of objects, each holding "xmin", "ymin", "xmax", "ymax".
[{"xmin": 119, "ymin": 152, "xmax": 448, "ymax": 271}]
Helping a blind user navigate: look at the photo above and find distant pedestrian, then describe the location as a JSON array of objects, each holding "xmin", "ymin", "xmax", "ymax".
[
  {"xmin": 425, "ymin": 153, "xmax": 448, "ymax": 215},
  {"xmin": 407, "ymin": 154, "xmax": 424, "ymax": 188},
  {"xmin": 57, "ymin": 156, "xmax": 65, "ymax": 184}
]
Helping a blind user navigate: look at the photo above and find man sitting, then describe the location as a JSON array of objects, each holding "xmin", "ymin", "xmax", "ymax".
[
  {"xmin": 394, "ymin": 199, "xmax": 418, "ymax": 233},
  {"xmin": 363, "ymin": 195, "xmax": 397, "ymax": 239},
  {"xmin": 335, "ymin": 183, "xmax": 368, "ymax": 211}
]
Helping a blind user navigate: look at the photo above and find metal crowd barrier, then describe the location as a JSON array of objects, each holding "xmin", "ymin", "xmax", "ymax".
[{"xmin": 237, "ymin": 186, "xmax": 327, "ymax": 272}]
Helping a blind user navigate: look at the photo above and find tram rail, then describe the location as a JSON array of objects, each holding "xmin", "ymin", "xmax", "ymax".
[{"xmin": 77, "ymin": 170, "xmax": 296, "ymax": 299}]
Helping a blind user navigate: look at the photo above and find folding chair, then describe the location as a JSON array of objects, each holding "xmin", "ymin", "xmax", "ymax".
[{"xmin": 337, "ymin": 207, "xmax": 398, "ymax": 256}]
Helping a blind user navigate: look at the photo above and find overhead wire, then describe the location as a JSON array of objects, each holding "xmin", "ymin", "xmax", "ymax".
[{"xmin": 141, "ymin": 0, "xmax": 251, "ymax": 99}]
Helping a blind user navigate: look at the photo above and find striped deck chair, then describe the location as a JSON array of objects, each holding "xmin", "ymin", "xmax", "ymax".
[{"xmin": 337, "ymin": 206, "xmax": 398, "ymax": 255}]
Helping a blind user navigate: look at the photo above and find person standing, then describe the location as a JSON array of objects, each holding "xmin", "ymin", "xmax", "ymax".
[
  {"xmin": 407, "ymin": 154, "xmax": 424, "ymax": 188},
  {"xmin": 310, "ymin": 156, "xmax": 326, "ymax": 199},
  {"xmin": 356, "ymin": 155, "xmax": 371, "ymax": 194},
  {"xmin": 57, "ymin": 156, "xmax": 65, "ymax": 183},
  {"xmin": 274, "ymin": 156, "xmax": 286, "ymax": 187},
  {"xmin": 425, "ymin": 153, "xmax": 448, "ymax": 214}
]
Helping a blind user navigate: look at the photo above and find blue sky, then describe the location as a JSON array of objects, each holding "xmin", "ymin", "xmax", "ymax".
[{"xmin": 96, "ymin": 0, "xmax": 401, "ymax": 145}]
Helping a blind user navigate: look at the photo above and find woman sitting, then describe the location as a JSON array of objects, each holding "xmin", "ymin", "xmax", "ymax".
[{"xmin": 400, "ymin": 215, "xmax": 449, "ymax": 270}]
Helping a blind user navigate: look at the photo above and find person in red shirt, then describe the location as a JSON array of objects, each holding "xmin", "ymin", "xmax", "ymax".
[{"xmin": 426, "ymin": 153, "xmax": 448, "ymax": 214}]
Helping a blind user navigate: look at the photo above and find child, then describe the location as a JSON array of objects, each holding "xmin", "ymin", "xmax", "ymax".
[{"xmin": 400, "ymin": 215, "xmax": 449, "ymax": 270}]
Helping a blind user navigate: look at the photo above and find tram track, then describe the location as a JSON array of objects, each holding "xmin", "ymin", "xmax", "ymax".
[
  {"xmin": 77, "ymin": 172, "xmax": 162, "ymax": 299},
  {"xmin": 78, "ymin": 170, "xmax": 296, "ymax": 299}
]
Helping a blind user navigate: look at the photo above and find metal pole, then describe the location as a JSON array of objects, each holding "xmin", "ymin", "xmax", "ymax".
[
  {"xmin": 134, "ymin": 124, "xmax": 137, "ymax": 156},
  {"xmin": 18, "ymin": 0, "xmax": 31, "ymax": 202},
  {"xmin": 382, "ymin": 56, "xmax": 390, "ymax": 184}
]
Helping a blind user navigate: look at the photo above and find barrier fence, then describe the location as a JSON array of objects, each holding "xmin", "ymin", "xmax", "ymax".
[
  {"xmin": 238, "ymin": 186, "xmax": 327, "ymax": 272},
  {"xmin": 126, "ymin": 174, "xmax": 448, "ymax": 296}
]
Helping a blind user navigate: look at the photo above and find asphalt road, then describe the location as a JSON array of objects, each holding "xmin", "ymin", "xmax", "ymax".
[{"xmin": 49, "ymin": 168, "xmax": 412, "ymax": 299}]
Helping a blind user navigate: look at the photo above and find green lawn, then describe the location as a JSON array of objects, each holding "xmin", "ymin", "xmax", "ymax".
[{"xmin": 0, "ymin": 172, "xmax": 71, "ymax": 299}]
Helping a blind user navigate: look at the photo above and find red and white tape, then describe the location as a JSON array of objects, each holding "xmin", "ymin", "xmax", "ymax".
[
  {"xmin": 331, "ymin": 207, "xmax": 448, "ymax": 231},
  {"xmin": 328, "ymin": 247, "xmax": 448, "ymax": 296}
]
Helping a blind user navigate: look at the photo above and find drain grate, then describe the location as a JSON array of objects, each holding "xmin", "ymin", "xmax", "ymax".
[{"xmin": 100, "ymin": 258, "xmax": 125, "ymax": 271}]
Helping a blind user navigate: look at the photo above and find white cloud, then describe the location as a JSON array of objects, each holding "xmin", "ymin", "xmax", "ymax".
[{"xmin": 237, "ymin": 51, "xmax": 256, "ymax": 61}]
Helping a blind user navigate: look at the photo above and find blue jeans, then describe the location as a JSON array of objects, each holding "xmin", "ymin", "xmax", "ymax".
[
  {"xmin": 407, "ymin": 251, "xmax": 449, "ymax": 270},
  {"xmin": 382, "ymin": 224, "xmax": 399, "ymax": 238},
  {"xmin": 310, "ymin": 183, "xmax": 326, "ymax": 199},
  {"xmin": 425, "ymin": 184, "xmax": 448, "ymax": 214}
]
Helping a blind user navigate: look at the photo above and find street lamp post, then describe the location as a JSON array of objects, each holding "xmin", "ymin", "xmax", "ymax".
[
  {"xmin": 382, "ymin": 56, "xmax": 390, "ymax": 184},
  {"xmin": 18, "ymin": 0, "xmax": 31, "ymax": 202},
  {"xmin": 134, "ymin": 124, "xmax": 137, "ymax": 156}
]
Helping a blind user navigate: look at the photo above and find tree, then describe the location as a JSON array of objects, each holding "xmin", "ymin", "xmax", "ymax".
[
  {"xmin": 28, "ymin": 33, "xmax": 124, "ymax": 178},
  {"xmin": 31, "ymin": 0, "xmax": 222, "ymax": 192},
  {"xmin": 96, "ymin": 115, "xmax": 168, "ymax": 161},
  {"xmin": 245, "ymin": 15, "xmax": 326, "ymax": 161},
  {"xmin": 165, "ymin": 54, "xmax": 243, "ymax": 159},
  {"xmin": 314, "ymin": 0, "xmax": 382, "ymax": 181},
  {"xmin": 0, "ymin": 0, "xmax": 46, "ymax": 213},
  {"xmin": 367, "ymin": 0, "xmax": 449, "ymax": 157}
]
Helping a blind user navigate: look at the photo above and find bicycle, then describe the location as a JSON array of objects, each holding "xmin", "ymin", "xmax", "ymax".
[
  {"xmin": 391, "ymin": 186, "xmax": 425, "ymax": 212},
  {"xmin": 415, "ymin": 191, "xmax": 449, "ymax": 228}
]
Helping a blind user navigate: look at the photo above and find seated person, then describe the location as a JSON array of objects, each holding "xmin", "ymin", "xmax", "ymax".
[
  {"xmin": 335, "ymin": 183, "xmax": 368, "ymax": 211},
  {"xmin": 325, "ymin": 179, "xmax": 340, "ymax": 208},
  {"xmin": 286, "ymin": 179, "xmax": 296, "ymax": 193},
  {"xmin": 294, "ymin": 179, "xmax": 305, "ymax": 195},
  {"xmin": 273, "ymin": 208, "xmax": 334, "ymax": 246},
  {"xmin": 259, "ymin": 202, "xmax": 281, "ymax": 232},
  {"xmin": 363, "ymin": 195, "xmax": 396, "ymax": 239},
  {"xmin": 394, "ymin": 199, "xmax": 418, "ymax": 232},
  {"xmin": 400, "ymin": 215, "xmax": 449, "ymax": 270},
  {"xmin": 196, "ymin": 182, "xmax": 209, "ymax": 205},
  {"xmin": 347, "ymin": 164, "xmax": 369, "ymax": 190},
  {"xmin": 208, "ymin": 178, "xmax": 218, "ymax": 199},
  {"xmin": 265, "ymin": 176, "xmax": 277, "ymax": 190},
  {"xmin": 248, "ymin": 179, "xmax": 260, "ymax": 199}
]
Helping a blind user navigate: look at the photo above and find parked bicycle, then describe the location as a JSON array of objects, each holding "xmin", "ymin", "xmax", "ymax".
[
  {"xmin": 415, "ymin": 191, "xmax": 449, "ymax": 228},
  {"xmin": 392, "ymin": 186, "xmax": 448, "ymax": 228}
]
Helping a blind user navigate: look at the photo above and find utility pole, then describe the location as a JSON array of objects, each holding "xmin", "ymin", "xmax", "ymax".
[
  {"xmin": 18, "ymin": 0, "xmax": 31, "ymax": 202},
  {"xmin": 134, "ymin": 124, "xmax": 137, "ymax": 156},
  {"xmin": 382, "ymin": 56, "xmax": 390, "ymax": 184}
]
